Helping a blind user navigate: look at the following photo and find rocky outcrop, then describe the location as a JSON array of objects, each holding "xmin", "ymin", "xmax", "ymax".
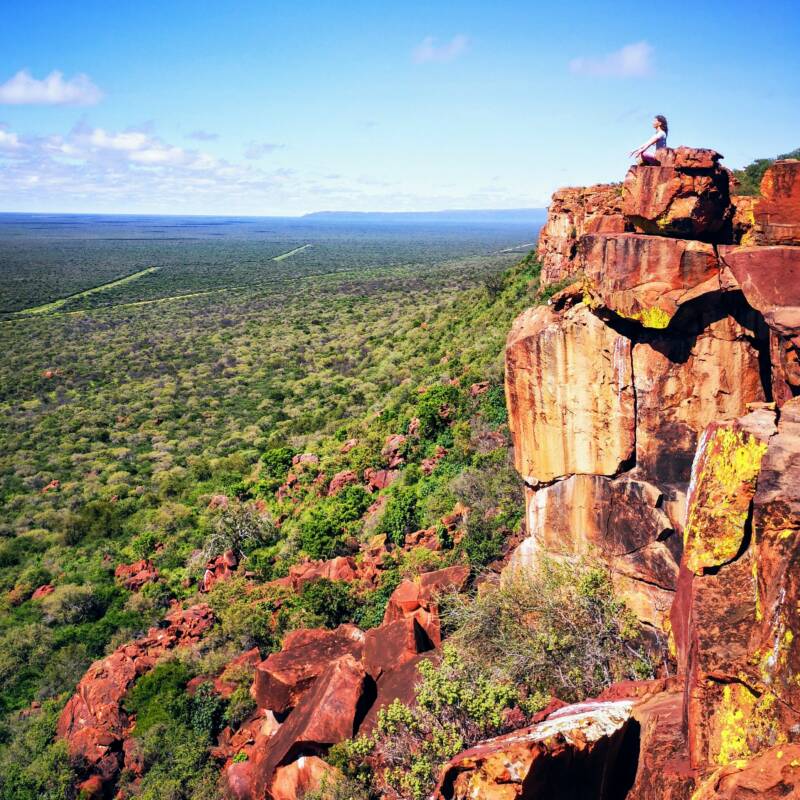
[
  {"xmin": 56, "ymin": 604, "xmax": 214, "ymax": 794},
  {"xmin": 622, "ymin": 147, "xmax": 732, "ymax": 240},
  {"xmin": 491, "ymin": 151, "xmax": 800, "ymax": 796},
  {"xmin": 506, "ymin": 151, "xmax": 799, "ymax": 628},
  {"xmin": 536, "ymin": 183, "xmax": 628, "ymax": 286},
  {"xmin": 747, "ymin": 158, "xmax": 800, "ymax": 245},
  {"xmin": 114, "ymin": 559, "xmax": 159, "ymax": 591},
  {"xmin": 224, "ymin": 566, "xmax": 470, "ymax": 799}
]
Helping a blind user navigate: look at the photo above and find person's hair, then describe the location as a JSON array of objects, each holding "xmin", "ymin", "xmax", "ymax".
[{"xmin": 655, "ymin": 115, "xmax": 668, "ymax": 135}]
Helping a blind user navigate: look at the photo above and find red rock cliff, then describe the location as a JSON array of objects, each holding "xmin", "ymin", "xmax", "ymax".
[{"xmin": 490, "ymin": 151, "xmax": 800, "ymax": 798}]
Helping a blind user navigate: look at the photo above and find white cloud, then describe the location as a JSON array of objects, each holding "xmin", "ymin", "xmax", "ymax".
[
  {"xmin": 0, "ymin": 69, "xmax": 103, "ymax": 105},
  {"xmin": 0, "ymin": 129, "xmax": 22, "ymax": 150},
  {"xmin": 244, "ymin": 141, "xmax": 284, "ymax": 159},
  {"xmin": 412, "ymin": 35, "xmax": 469, "ymax": 64},
  {"xmin": 569, "ymin": 42, "xmax": 654, "ymax": 78}
]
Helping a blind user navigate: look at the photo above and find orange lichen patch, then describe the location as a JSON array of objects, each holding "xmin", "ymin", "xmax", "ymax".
[{"xmin": 684, "ymin": 425, "xmax": 768, "ymax": 575}]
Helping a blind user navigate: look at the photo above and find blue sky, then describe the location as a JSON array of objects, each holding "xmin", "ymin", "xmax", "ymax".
[{"xmin": 1, "ymin": 0, "xmax": 798, "ymax": 214}]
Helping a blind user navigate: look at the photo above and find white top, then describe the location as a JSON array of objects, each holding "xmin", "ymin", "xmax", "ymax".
[{"xmin": 654, "ymin": 129, "xmax": 667, "ymax": 149}]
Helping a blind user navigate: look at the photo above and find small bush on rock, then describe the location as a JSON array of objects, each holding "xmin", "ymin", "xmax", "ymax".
[{"xmin": 445, "ymin": 557, "xmax": 654, "ymax": 701}]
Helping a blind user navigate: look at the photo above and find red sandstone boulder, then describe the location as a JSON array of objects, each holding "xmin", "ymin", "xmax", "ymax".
[
  {"xmin": 434, "ymin": 699, "xmax": 637, "ymax": 800},
  {"xmin": 382, "ymin": 433, "xmax": 407, "ymax": 467},
  {"xmin": 363, "ymin": 615, "xmax": 436, "ymax": 679},
  {"xmin": 622, "ymin": 147, "xmax": 732, "ymax": 240},
  {"xmin": 421, "ymin": 445, "xmax": 447, "ymax": 475},
  {"xmin": 292, "ymin": 453, "xmax": 319, "ymax": 468},
  {"xmin": 252, "ymin": 625, "xmax": 365, "ymax": 714},
  {"xmin": 114, "ymin": 559, "xmax": 159, "ymax": 591},
  {"xmin": 327, "ymin": 469, "xmax": 358, "ymax": 495},
  {"xmin": 404, "ymin": 525, "xmax": 441, "ymax": 551},
  {"xmin": 358, "ymin": 652, "xmax": 438, "ymax": 734},
  {"xmin": 249, "ymin": 654, "xmax": 366, "ymax": 798},
  {"xmin": 364, "ymin": 466, "xmax": 399, "ymax": 492},
  {"xmin": 201, "ymin": 548, "xmax": 238, "ymax": 592},
  {"xmin": 339, "ymin": 437, "xmax": 359, "ymax": 453},
  {"xmin": 581, "ymin": 233, "xmax": 719, "ymax": 327},
  {"xmin": 287, "ymin": 556, "xmax": 359, "ymax": 590},
  {"xmin": 750, "ymin": 159, "xmax": 800, "ymax": 245}
]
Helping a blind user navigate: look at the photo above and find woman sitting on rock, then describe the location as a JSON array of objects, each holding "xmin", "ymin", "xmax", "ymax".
[{"xmin": 630, "ymin": 115, "xmax": 668, "ymax": 164}]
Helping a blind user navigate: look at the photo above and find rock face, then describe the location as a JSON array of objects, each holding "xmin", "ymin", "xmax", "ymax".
[
  {"xmin": 749, "ymin": 159, "xmax": 800, "ymax": 245},
  {"xmin": 506, "ymin": 150, "xmax": 799, "ymax": 628},
  {"xmin": 492, "ymin": 151, "xmax": 800, "ymax": 797},
  {"xmin": 536, "ymin": 183, "xmax": 628, "ymax": 287},
  {"xmin": 56, "ymin": 604, "xmax": 214, "ymax": 793},
  {"xmin": 622, "ymin": 147, "xmax": 732, "ymax": 239},
  {"xmin": 505, "ymin": 301, "xmax": 635, "ymax": 486}
]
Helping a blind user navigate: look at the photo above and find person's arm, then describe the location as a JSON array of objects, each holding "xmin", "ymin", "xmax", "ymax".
[{"xmin": 629, "ymin": 133, "xmax": 661, "ymax": 158}]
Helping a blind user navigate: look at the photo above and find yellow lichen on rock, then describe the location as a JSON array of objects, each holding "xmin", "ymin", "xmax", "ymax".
[{"xmin": 684, "ymin": 425, "xmax": 768, "ymax": 575}]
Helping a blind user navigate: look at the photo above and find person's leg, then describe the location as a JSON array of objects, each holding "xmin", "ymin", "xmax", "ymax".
[{"xmin": 639, "ymin": 154, "xmax": 659, "ymax": 166}]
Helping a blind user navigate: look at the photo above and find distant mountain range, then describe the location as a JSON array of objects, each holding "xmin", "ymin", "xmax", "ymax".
[{"xmin": 302, "ymin": 208, "xmax": 547, "ymax": 223}]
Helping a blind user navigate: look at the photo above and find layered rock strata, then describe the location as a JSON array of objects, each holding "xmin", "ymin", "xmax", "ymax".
[
  {"xmin": 486, "ymin": 153, "xmax": 800, "ymax": 796},
  {"xmin": 506, "ymin": 154, "xmax": 799, "ymax": 629}
]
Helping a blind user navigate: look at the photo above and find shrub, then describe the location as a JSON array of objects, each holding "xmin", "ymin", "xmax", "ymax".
[
  {"xmin": 260, "ymin": 446, "xmax": 296, "ymax": 478},
  {"xmin": 39, "ymin": 585, "xmax": 101, "ymax": 626},
  {"xmin": 202, "ymin": 501, "xmax": 277, "ymax": 563},
  {"xmin": 124, "ymin": 661, "xmax": 192, "ymax": 735},
  {"xmin": 223, "ymin": 686, "xmax": 256, "ymax": 730},
  {"xmin": 415, "ymin": 384, "xmax": 462, "ymax": 441},
  {"xmin": 445, "ymin": 558, "xmax": 655, "ymax": 701},
  {"xmin": 189, "ymin": 682, "xmax": 225, "ymax": 740},
  {"xmin": 299, "ymin": 486, "xmax": 371, "ymax": 559},
  {"xmin": 373, "ymin": 645, "xmax": 522, "ymax": 800},
  {"xmin": 378, "ymin": 486, "xmax": 419, "ymax": 546},
  {"xmin": 299, "ymin": 579, "xmax": 358, "ymax": 629}
]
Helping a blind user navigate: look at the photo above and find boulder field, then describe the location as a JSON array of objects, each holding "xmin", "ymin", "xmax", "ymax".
[{"xmin": 56, "ymin": 151, "xmax": 800, "ymax": 799}]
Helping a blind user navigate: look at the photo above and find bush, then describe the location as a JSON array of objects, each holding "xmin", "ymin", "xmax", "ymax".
[
  {"xmin": 260, "ymin": 446, "xmax": 296, "ymax": 478},
  {"xmin": 202, "ymin": 501, "xmax": 277, "ymax": 563},
  {"xmin": 445, "ymin": 558, "xmax": 655, "ymax": 701},
  {"xmin": 39, "ymin": 585, "xmax": 101, "ymax": 626},
  {"xmin": 124, "ymin": 661, "xmax": 192, "ymax": 735},
  {"xmin": 415, "ymin": 384, "xmax": 462, "ymax": 442},
  {"xmin": 223, "ymin": 686, "xmax": 256, "ymax": 730},
  {"xmin": 299, "ymin": 579, "xmax": 358, "ymax": 629},
  {"xmin": 299, "ymin": 486, "xmax": 371, "ymax": 559},
  {"xmin": 368, "ymin": 645, "xmax": 523, "ymax": 800},
  {"xmin": 378, "ymin": 486, "xmax": 419, "ymax": 546}
]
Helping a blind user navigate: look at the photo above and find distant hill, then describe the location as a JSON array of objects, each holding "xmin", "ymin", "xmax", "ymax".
[{"xmin": 302, "ymin": 208, "xmax": 547, "ymax": 223}]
